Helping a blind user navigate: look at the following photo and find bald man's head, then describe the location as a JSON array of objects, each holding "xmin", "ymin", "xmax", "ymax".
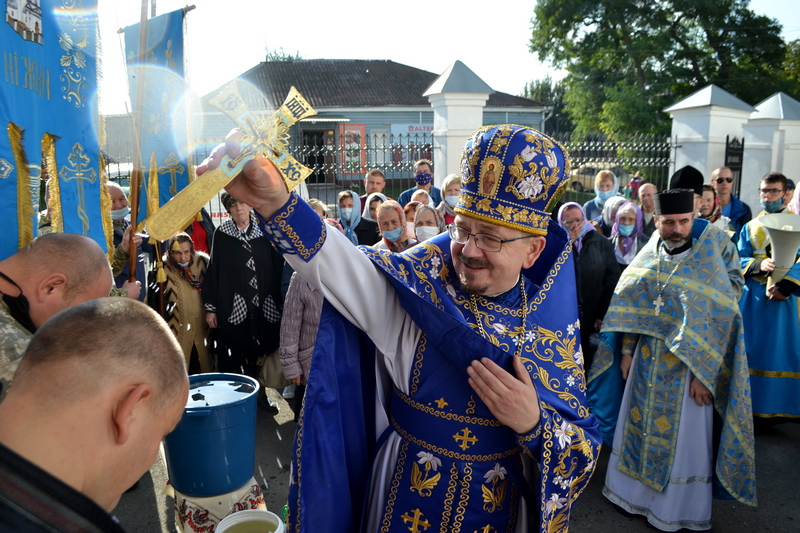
[
  {"xmin": 14, "ymin": 298, "xmax": 188, "ymax": 409},
  {"xmin": 18, "ymin": 233, "xmax": 112, "ymax": 303}
]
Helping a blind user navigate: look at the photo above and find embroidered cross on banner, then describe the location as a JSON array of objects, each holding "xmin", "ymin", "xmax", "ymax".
[{"xmin": 146, "ymin": 83, "xmax": 317, "ymax": 241}]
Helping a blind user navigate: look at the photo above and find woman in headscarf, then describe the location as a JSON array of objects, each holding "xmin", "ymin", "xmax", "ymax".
[
  {"xmin": 413, "ymin": 204, "xmax": 446, "ymax": 243},
  {"xmin": 373, "ymin": 200, "xmax": 418, "ymax": 252},
  {"xmin": 700, "ymin": 184, "xmax": 736, "ymax": 236},
  {"xmin": 610, "ymin": 201, "xmax": 649, "ymax": 271},
  {"xmin": 437, "ymin": 173, "xmax": 461, "ymax": 225},
  {"xmin": 558, "ymin": 202, "xmax": 620, "ymax": 371},
  {"xmin": 403, "ymin": 201, "xmax": 422, "ymax": 240},
  {"xmin": 411, "ymin": 189, "xmax": 435, "ymax": 207},
  {"xmin": 583, "ymin": 169, "xmax": 621, "ymax": 225},
  {"xmin": 337, "ymin": 190, "xmax": 380, "ymax": 246},
  {"xmin": 362, "ymin": 192, "xmax": 388, "ymax": 221},
  {"xmin": 600, "ymin": 195, "xmax": 628, "ymax": 236},
  {"xmin": 161, "ymin": 232, "xmax": 211, "ymax": 374}
]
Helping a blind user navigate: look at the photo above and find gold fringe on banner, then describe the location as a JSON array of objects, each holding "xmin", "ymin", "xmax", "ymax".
[
  {"xmin": 8, "ymin": 123, "xmax": 33, "ymax": 250},
  {"xmin": 98, "ymin": 153, "xmax": 114, "ymax": 261},
  {"xmin": 42, "ymin": 134, "xmax": 63, "ymax": 234},
  {"xmin": 137, "ymin": 152, "xmax": 159, "ymax": 232}
]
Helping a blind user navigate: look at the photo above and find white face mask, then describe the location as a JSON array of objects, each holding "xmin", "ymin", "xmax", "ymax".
[
  {"xmin": 415, "ymin": 226, "xmax": 440, "ymax": 242},
  {"xmin": 111, "ymin": 206, "xmax": 130, "ymax": 221},
  {"xmin": 444, "ymin": 195, "xmax": 459, "ymax": 207}
]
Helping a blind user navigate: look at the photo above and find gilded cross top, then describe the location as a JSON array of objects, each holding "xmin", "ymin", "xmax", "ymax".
[{"xmin": 146, "ymin": 83, "xmax": 317, "ymax": 241}]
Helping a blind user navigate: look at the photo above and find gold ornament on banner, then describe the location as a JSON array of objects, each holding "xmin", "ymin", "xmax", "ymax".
[{"xmin": 146, "ymin": 85, "xmax": 317, "ymax": 241}]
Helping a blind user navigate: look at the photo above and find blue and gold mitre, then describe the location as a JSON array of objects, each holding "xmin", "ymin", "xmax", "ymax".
[{"xmin": 455, "ymin": 124, "xmax": 571, "ymax": 235}]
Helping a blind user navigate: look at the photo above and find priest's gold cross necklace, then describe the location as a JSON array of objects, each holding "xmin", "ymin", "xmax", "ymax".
[
  {"xmin": 467, "ymin": 276, "xmax": 528, "ymax": 359},
  {"xmin": 653, "ymin": 245, "xmax": 686, "ymax": 316}
]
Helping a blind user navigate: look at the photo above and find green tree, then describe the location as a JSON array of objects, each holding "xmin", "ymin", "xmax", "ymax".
[
  {"xmin": 520, "ymin": 76, "xmax": 574, "ymax": 133},
  {"xmin": 264, "ymin": 47, "xmax": 302, "ymax": 61},
  {"xmin": 530, "ymin": 0, "xmax": 791, "ymax": 137},
  {"xmin": 784, "ymin": 39, "xmax": 800, "ymax": 88}
]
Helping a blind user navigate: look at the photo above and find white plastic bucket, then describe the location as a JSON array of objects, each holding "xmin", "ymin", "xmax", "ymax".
[{"xmin": 215, "ymin": 509, "xmax": 285, "ymax": 533}]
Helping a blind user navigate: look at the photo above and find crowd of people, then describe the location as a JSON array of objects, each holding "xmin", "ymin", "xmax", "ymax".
[{"xmin": 0, "ymin": 124, "xmax": 798, "ymax": 533}]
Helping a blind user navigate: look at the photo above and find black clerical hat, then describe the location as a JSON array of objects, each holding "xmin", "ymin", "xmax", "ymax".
[
  {"xmin": 668, "ymin": 166, "xmax": 704, "ymax": 196},
  {"xmin": 654, "ymin": 189, "xmax": 695, "ymax": 215}
]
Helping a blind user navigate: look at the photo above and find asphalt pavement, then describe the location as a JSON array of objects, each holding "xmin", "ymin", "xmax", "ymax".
[{"xmin": 113, "ymin": 388, "xmax": 800, "ymax": 532}]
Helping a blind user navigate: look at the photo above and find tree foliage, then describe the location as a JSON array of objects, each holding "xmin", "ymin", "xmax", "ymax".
[
  {"xmin": 265, "ymin": 47, "xmax": 302, "ymax": 61},
  {"xmin": 530, "ymin": 0, "xmax": 793, "ymax": 137},
  {"xmin": 520, "ymin": 76, "xmax": 574, "ymax": 133}
]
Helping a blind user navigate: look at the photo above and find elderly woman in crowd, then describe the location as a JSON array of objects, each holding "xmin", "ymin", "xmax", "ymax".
[
  {"xmin": 437, "ymin": 173, "xmax": 461, "ymax": 225},
  {"xmin": 411, "ymin": 189, "xmax": 435, "ymax": 208},
  {"xmin": 362, "ymin": 192, "xmax": 388, "ymax": 221},
  {"xmin": 414, "ymin": 204, "xmax": 446, "ymax": 243},
  {"xmin": 600, "ymin": 195, "xmax": 627, "ymax": 236},
  {"xmin": 558, "ymin": 202, "xmax": 620, "ymax": 371},
  {"xmin": 203, "ymin": 192, "xmax": 285, "ymax": 412},
  {"xmin": 583, "ymin": 169, "xmax": 621, "ymax": 226},
  {"xmin": 374, "ymin": 200, "xmax": 418, "ymax": 252},
  {"xmin": 337, "ymin": 190, "xmax": 380, "ymax": 246},
  {"xmin": 610, "ymin": 201, "xmax": 649, "ymax": 271},
  {"xmin": 403, "ymin": 201, "xmax": 422, "ymax": 239},
  {"xmin": 161, "ymin": 232, "xmax": 211, "ymax": 374},
  {"xmin": 700, "ymin": 184, "xmax": 735, "ymax": 235}
]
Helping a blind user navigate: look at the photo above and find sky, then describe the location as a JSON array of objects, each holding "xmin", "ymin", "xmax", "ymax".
[{"xmin": 98, "ymin": 0, "xmax": 800, "ymax": 116}]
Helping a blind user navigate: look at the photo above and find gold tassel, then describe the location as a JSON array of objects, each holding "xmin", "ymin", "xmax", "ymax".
[
  {"xmin": 42, "ymin": 134, "xmax": 63, "ymax": 234},
  {"xmin": 9, "ymin": 123, "xmax": 33, "ymax": 250},
  {"xmin": 98, "ymin": 153, "xmax": 114, "ymax": 261},
  {"xmin": 137, "ymin": 152, "xmax": 159, "ymax": 232},
  {"xmin": 156, "ymin": 260, "xmax": 167, "ymax": 283}
]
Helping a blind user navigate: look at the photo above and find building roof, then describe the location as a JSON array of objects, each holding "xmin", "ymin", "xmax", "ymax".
[
  {"xmin": 206, "ymin": 59, "xmax": 545, "ymax": 108},
  {"xmin": 424, "ymin": 60, "xmax": 493, "ymax": 96},
  {"xmin": 663, "ymin": 84, "xmax": 753, "ymax": 113},
  {"xmin": 751, "ymin": 92, "xmax": 800, "ymax": 120}
]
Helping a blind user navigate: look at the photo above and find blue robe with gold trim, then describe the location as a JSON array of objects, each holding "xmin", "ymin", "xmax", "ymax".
[
  {"xmin": 738, "ymin": 210, "xmax": 800, "ymax": 417},
  {"xmin": 588, "ymin": 219, "xmax": 756, "ymax": 507},
  {"xmin": 257, "ymin": 193, "xmax": 601, "ymax": 533}
]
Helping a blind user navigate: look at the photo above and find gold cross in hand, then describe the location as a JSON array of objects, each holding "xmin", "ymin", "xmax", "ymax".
[{"xmin": 146, "ymin": 83, "xmax": 316, "ymax": 241}]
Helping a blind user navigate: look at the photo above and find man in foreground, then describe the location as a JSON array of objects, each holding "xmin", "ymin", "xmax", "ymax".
[
  {"xmin": 0, "ymin": 233, "xmax": 114, "ymax": 402},
  {"xmin": 588, "ymin": 189, "xmax": 756, "ymax": 531},
  {"xmin": 0, "ymin": 298, "xmax": 188, "ymax": 531},
  {"xmin": 198, "ymin": 125, "xmax": 601, "ymax": 533}
]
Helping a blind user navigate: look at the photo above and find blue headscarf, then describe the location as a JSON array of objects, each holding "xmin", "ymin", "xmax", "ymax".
[{"xmin": 339, "ymin": 191, "xmax": 362, "ymax": 245}]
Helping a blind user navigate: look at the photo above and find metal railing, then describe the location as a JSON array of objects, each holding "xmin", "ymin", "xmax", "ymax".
[{"xmin": 106, "ymin": 131, "xmax": 676, "ymax": 209}]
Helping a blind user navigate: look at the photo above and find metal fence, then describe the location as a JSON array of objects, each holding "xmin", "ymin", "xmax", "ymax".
[{"xmin": 106, "ymin": 131, "xmax": 675, "ymax": 212}]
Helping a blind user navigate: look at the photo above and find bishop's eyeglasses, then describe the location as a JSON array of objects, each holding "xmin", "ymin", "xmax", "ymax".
[{"xmin": 448, "ymin": 224, "xmax": 534, "ymax": 252}]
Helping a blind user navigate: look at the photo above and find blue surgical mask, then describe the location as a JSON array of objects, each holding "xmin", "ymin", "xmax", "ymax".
[
  {"xmin": 444, "ymin": 195, "xmax": 459, "ymax": 207},
  {"xmin": 619, "ymin": 224, "xmax": 635, "ymax": 237},
  {"xmin": 340, "ymin": 208, "xmax": 353, "ymax": 221},
  {"xmin": 759, "ymin": 198, "xmax": 784, "ymax": 213},
  {"xmin": 596, "ymin": 190, "xmax": 615, "ymax": 203},
  {"xmin": 177, "ymin": 261, "xmax": 190, "ymax": 268},
  {"xmin": 382, "ymin": 227, "xmax": 403, "ymax": 242},
  {"xmin": 111, "ymin": 206, "xmax": 130, "ymax": 221}
]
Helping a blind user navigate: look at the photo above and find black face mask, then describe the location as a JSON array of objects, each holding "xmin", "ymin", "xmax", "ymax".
[{"xmin": 0, "ymin": 271, "xmax": 36, "ymax": 333}]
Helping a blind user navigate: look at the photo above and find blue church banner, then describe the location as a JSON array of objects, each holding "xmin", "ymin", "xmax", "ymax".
[
  {"xmin": 0, "ymin": 0, "xmax": 105, "ymax": 260},
  {"xmin": 123, "ymin": 9, "xmax": 189, "ymax": 228}
]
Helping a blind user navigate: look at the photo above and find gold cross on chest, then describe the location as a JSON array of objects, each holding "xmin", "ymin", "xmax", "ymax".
[
  {"xmin": 453, "ymin": 427, "xmax": 478, "ymax": 450},
  {"xmin": 146, "ymin": 83, "xmax": 317, "ymax": 241},
  {"xmin": 400, "ymin": 508, "xmax": 431, "ymax": 532}
]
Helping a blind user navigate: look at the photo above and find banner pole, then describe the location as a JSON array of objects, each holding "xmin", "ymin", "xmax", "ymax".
[{"xmin": 127, "ymin": 0, "xmax": 149, "ymax": 282}]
